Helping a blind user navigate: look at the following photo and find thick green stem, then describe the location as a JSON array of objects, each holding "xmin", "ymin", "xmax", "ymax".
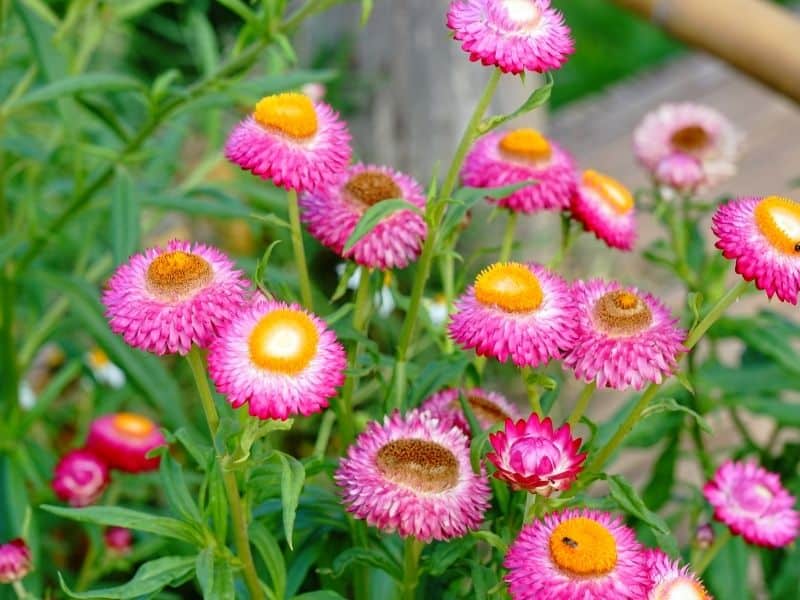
[
  {"xmin": 498, "ymin": 210, "xmax": 518, "ymax": 262},
  {"xmin": 693, "ymin": 528, "xmax": 732, "ymax": 575},
  {"xmin": 286, "ymin": 189, "xmax": 314, "ymax": 310},
  {"xmin": 567, "ymin": 382, "xmax": 596, "ymax": 427},
  {"xmin": 685, "ymin": 281, "xmax": 749, "ymax": 350},
  {"xmin": 401, "ymin": 537, "xmax": 424, "ymax": 600}
]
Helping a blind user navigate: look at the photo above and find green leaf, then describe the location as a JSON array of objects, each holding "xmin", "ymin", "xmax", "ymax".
[
  {"xmin": 6, "ymin": 73, "xmax": 144, "ymax": 113},
  {"xmin": 196, "ymin": 548, "xmax": 235, "ymax": 600},
  {"xmin": 18, "ymin": 360, "xmax": 82, "ymax": 433},
  {"xmin": 143, "ymin": 192, "xmax": 254, "ymax": 219},
  {"xmin": 643, "ymin": 398, "xmax": 710, "ymax": 433},
  {"xmin": 329, "ymin": 547, "xmax": 403, "ymax": 582},
  {"xmin": 58, "ymin": 556, "xmax": 196, "ymax": 599},
  {"xmin": 606, "ymin": 475, "xmax": 678, "ymax": 556},
  {"xmin": 704, "ymin": 535, "xmax": 749, "ymax": 600},
  {"xmin": 255, "ymin": 240, "xmax": 282, "ymax": 298},
  {"xmin": 277, "ymin": 452, "xmax": 305, "ymax": 550},
  {"xmin": 440, "ymin": 182, "xmax": 534, "ymax": 239},
  {"xmin": 13, "ymin": 0, "xmax": 66, "ymax": 81},
  {"xmin": 687, "ymin": 291, "xmax": 703, "ymax": 329},
  {"xmin": 727, "ymin": 396, "xmax": 800, "ymax": 427},
  {"xmin": 642, "ymin": 434, "xmax": 679, "ymax": 511},
  {"xmin": 292, "ymin": 592, "xmax": 348, "ymax": 600},
  {"xmin": 407, "ymin": 354, "xmax": 469, "ymax": 408},
  {"xmin": 250, "ymin": 522, "xmax": 286, "ymax": 600},
  {"xmin": 218, "ymin": 0, "xmax": 257, "ymax": 23},
  {"xmin": 111, "ymin": 175, "xmax": 139, "ymax": 266},
  {"xmin": 207, "ymin": 467, "xmax": 229, "ymax": 546},
  {"xmin": 343, "ymin": 199, "xmax": 422, "ymax": 252},
  {"xmin": 478, "ymin": 74, "xmax": 553, "ymax": 134},
  {"xmin": 470, "ymin": 530, "xmax": 508, "ymax": 553},
  {"xmin": 187, "ymin": 10, "xmax": 219, "ymax": 75},
  {"xmin": 159, "ymin": 453, "xmax": 204, "ymax": 526},
  {"xmin": 360, "ymin": 0, "xmax": 373, "ymax": 25},
  {"xmin": 425, "ymin": 537, "xmax": 476, "ymax": 576}
]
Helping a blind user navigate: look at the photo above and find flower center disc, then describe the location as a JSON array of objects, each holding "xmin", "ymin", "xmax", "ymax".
[
  {"xmin": 583, "ymin": 170, "xmax": 634, "ymax": 214},
  {"xmin": 344, "ymin": 171, "xmax": 401, "ymax": 208},
  {"xmin": 549, "ymin": 517, "xmax": 617, "ymax": 576},
  {"xmin": 499, "ymin": 129, "xmax": 552, "ymax": 163},
  {"xmin": 376, "ymin": 439, "xmax": 459, "ymax": 493},
  {"xmin": 253, "ymin": 93, "xmax": 318, "ymax": 139},
  {"xmin": 754, "ymin": 196, "xmax": 800, "ymax": 255},
  {"xmin": 670, "ymin": 125, "xmax": 710, "ymax": 155},
  {"xmin": 652, "ymin": 578, "xmax": 711, "ymax": 600},
  {"xmin": 113, "ymin": 413, "xmax": 155, "ymax": 438},
  {"xmin": 501, "ymin": 0, "xmax": 541, "ymax": 26},
  {"xmin": 593, "ymin": 289, "xmax": 652, "ymax": 337},
  {"xmin": 248, "ymin": 309, "xmax": 319, "ymax": 375},
  {"xmin": 450, "ymin": 394, "xmax": 510, "ymax": 425},
  {"xmin": 474, "ymin": 262, "xmax": 543, "ymax": 313},
  {"xmin": 146, "ymin": 251, "xmax": 213, "ymax": 298}
]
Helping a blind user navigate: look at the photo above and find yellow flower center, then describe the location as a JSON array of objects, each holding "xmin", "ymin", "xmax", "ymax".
[
  {"xmin": 583, "ymin": 170, "xmax": 634, "ymax": 214},
  {"xmin": 651, "ymin": 577, "xmax": 712, "ymax": 600},
  {"xmin": 253, "ymin": 93, "xmax": 318, "ymax": 139},
  {"xmin": 146, "ymin": 251, "xmax": 213, "ymax": 298},
  {"xmin": 593, "ymin": 289, "xmax": 653, "ymax": 337},
  {"xmin": 344, "ymin": 172, "xmax": 401, "ymax": 207},
  {"xmin": 248, "ymin": 309, "xmax": 319, "ymax": 375},
  {"xmin": 88, "ymin": 348, "xmax": 110, "ymax": 368},
  {"xmin": 375, "ymin": 439, "xmax": 459, "ymax": 493},
  {"xmin": 474, "ymin": 262, "xmax": 543, "ymax": 313},
  {"xmin": 499, "ymin": 128, "xmax": 552, "ymax": 163},
  {"xmin": 670, "ymin": 125, "xmax": 710, "ymax": 155},
  {"xmin": 113, "ymin": 413, "xmax": 155, "ymax": 438},
  {"xmin": 549, "ymin": 517, "xmax": 617, "ymax": 576},
  {"xmin": 754, "ymin": 196, "xmax": 800, "ymax": 256},
  {"xmin": 449, "ymin": 394, "xmax": 511, "ymax": 425}
]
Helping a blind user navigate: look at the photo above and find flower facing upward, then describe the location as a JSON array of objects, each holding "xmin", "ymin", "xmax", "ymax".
[
  {"xmin": 642, "ymin": 549, "xmax": 712, "ymax": 600},
  {"xmin": 461, "ymin": 129, "xmax": 577, "ymax": 213},
  {"xmin": 505, "ymin": 509, "xmax": 648, "ymax": 599},
  {"xmin": 420, "ymin": 387, "xmax": 521, "ymax": 435},
  {"xmin": 208, "ymin": 298, "xmax": 346, "ymax": 420},
  {"xmin": 564, "ymin": 280, "xmax": 686, "ymax": 390},
  {"xmin": 52, "ymin": 449, "xmax": 110, "ymax": 507},
  {"xmin": 487, "ymin": 414, "xmax": 585, "ymax": 495},
  {"xmin": 449, "ymin": 262, "xmax": 578, "ymax": 367},
  {"xmin": 0, "ymin": 539, "xmax": 31, "ymax": 584},
  {"xmin": 447, "ymin": 0, "xmax": 573, "ymax": 74},
  {"xmin": 570, "ymin": 169, "xmax": 637, "ymax": 251},
  {"xmin": 712, "ymin": 196, "xmax": 800, "ymax": 304},
  {"xmin": 86, "ymin": 413, "xmax": 166, "ymax": 473},
  {"xmin": 225, "ymin": 92, "xmax": 351, "ymax": 192},
  {"xmin": 103, "ymin": 240, "xmax": 248, "ymax": 355},
  {"xmin": 300, "ymin": 164, "xmax": 427, "ymax": 269},
  {"xmin": 336, "ymin": 410, "xmax": 490, "ymax": 542},
  {"xmin": 703, "ymin": 459, "xmax": 799, "ymax": 548}
]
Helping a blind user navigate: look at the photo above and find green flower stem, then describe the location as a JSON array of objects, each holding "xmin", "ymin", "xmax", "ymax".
[
  {"xmin": 522, "ymin": 367, "xmax": 543, "ymax": 417},
  {"xmin": 693, "ymin": 528, "xmax": 732, "ymax": 575},
  {"xmin": 441, "ymin": 236, "xmax": 456, "ymax": 354},
  {"xmin": 286, "ymin": 189, "xmax": 314, "ymax": 310},
  {"xmin": 549, "ymin": 212, "xmax": 576, "ymax": 270},
  {"xmin": 11, "ymin": 581, "xmax": 32, "ymax": 600},
  {"xmin": 401, "ymin": 536, "xmax": 425, "ymax": 600},
  {"xmin": 498, "ymin": 209, "xmax": 518, "ymax": 262},
  {"xmin": 187, "ymin": 347, "xmax": 264, "ymax": 600},
  {"xmin": 391, "ymin": 68, "xmax": 502, "ymax": 411},
  {"xmin": 567, "ymin": 382, "xmax": 596, "ymax": 427},
  {"xmin": 684, "ymin": 280, "xmax": 749, "ymax": 350}
]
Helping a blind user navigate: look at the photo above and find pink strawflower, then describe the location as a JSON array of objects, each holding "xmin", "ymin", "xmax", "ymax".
[
  {"xmin": 461, "ymin": 129, "xmax": 577, "ymax": 213},
  {"xmin": 225, "ymin": 92, "xmax": 351, "ymax": 192},
  {"xmin": 505, "ymin": 509, "xmax": 648, "ymax": 599},
  {"xmin": 703, "ymin": 459, "xmax": 799, "ymax": 548},
  {"xmin": 208, "ymin": 298, "xmax": 346, "ymax": 420},
  {"xmin": 336, "ymin": 410, "xmax": 490, "ymax": 542},
  {"xmin": 104, "ymin": 527, "xmax": 133, "ymax": 555},
  {"xmin": 0, "ymin": 539, "xmax": 32, "ymax": 584},
  {"xmin": 299, "ymin": 163, "xmax": 427, "ymax": 270},
  {"xmin": 449, "ymin": 262, "xmax": 578, "ymax": 367},
  {"xmin": 103, "ymin": 240, "xmax": 248, "ymax": 356},
  {"xmin": 633, "ymin": 102, "xmax": 742, "ymax": 190},
  {"xmin": 563, "ymin": 280, "xmax": 686, "ymax": 390},
  {"xmin": 86, "ymin": 413, "xmax": 167, "ymax": 473},
  {"xmin": 712, "ymin": 196, "xmax": 800, "ymax": 304},
  {"xmin": 447, "ymin": 0, "xmax": 574, "ymax": 74},
  {"xmin": 420, "ymin": 387, "xmax": 521, "ymax": 435},
  {"xmin": 570, "ymin": 169, "xmax": 637, "ymax": 251},
  {"xmin": 642, "ymin": 549, "xmax": 712, "ymax": 600},
  {"xmin": 487, "ymin": 414, "xmax": 585, "ymax": 495},
  {"xmin": 52, "ymin": 449, "xmax": 110, "ymax": 507}
]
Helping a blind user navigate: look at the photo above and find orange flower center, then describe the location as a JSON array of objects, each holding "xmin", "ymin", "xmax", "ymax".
[
  {"xmin": 376, "ymin": 439, "xmax": 459, "ymax": 493},
  {"xmin": 248, "ymin": 309, "xmax": 319, "ymax": 375},
  {"xmin": 474, "ymin": 262, "xmax": 543, "ymax": 313},
  {"xmin": 651, "ymin": 577, "xmax": 712, "ymax": 600},
  {"xmin": 670, "ymin": 125, "xmax": 710, "ymax": 155},
  {"xmin": 754, "ymin": 196, "xmax": 800, "ymax": 256},
  {"xmin": 253, "ymin": 93, "xmax": 318, "ymax": 139},
  {"xmin": 583, "ymin": 170, "xmax": 634, "ymax": 214},
  {"xmin": 113, "ymin": 413, "xmax": 155, "ymax": 438},
  {"xmin": 88, "ymin": 348, "xmax": 110, "ymax": 368},
  {"xmin": 449, "ymin": 394, "xmax": 511, "ymax": 425},
  {"xmin": 593, "ymin": 289, "xmax": 653, "ymax": 337},
  {"xmin": 345, "ymin": 172, "xmax": 401, "ymax": 207},
  {"xmin": 499, "ymin": 128, "xmax": 552, "ymax": 162},
  {"xmin": 549, "ymin": 517, "xmax": 617, "ymax": 576},
  {"xmin": 146, "ymin": 251, "xmax": 212, "ymax": 298}
]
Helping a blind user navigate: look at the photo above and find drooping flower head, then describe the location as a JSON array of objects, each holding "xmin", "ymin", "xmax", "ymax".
[
  {"xmin": 633, "ymin": 102, "xmax": 742, "ymax": 190},
  {"xmin": 461, "ymin": 129, "xmax": 578, "ymax": 213},
  {"xmin": 642, "ymin": 549, "xmax": 712, "ymax": 600},
  {"xmin": 712, "ymin": 196, "xmax": 800, "ymax": 304},
  {"xmin": 300, "ymin": 164, "xmax": 427, "ymax": 269},
  {"xmin": 0, "ymin": 539, "xmax": 32, "ymax": 584},
  {"xmin": 570, "ymin": 169, "xmax": 637, "ymax": 251},
  {"xmin": 208, "ymin": 298, "xmax": 346, "ymax": 420},
  {"xmin": 103, "ymin": 240, "xmax": 248, "ymax": 355},
  {"xmin": 52, "ymin": 449, "xmax": 110, "ymax": 507},
  {"xmin": 447, "ymin": 0, "xmax": 574, "ymax": 74},
  {"xmin": 703, "ymin": 459, "xmax": 799, "ymax": 548},
  {"xmin": 449, "ymin": 262, "xmax": 578, "ymax": 367},
  {"xmin": 564, "ymin": 280, "xmax": 686, "ymax": 390},
  {"xmin": 86, "ymin": 413, "xmax": 167, "ymax": 473},
  {"xmin": 487, "ymin": 414, "xmax": 585, "ymax": 495},
  {"xmin": 505, "ymin": 508, "xmax": 648, "ymax": 599},
  {"xmin": 421, "ymin": 387, "xmax": 521, "ymax": 435},
  {"xmin": 225, "ymin": 92, "xmax": 351, "ymax": 192},
  {"xmin": 104, "ymin": 527, "xmax": 133, "ymax": 555},
  {"xmin": 336, "ymin": 410, "xmax": 490, "ymax": 542}
]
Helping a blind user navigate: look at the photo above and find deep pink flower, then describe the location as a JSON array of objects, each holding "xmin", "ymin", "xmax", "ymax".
[
  {"xmin": 104, "ymin": 527, "xmax": 133, "ymax": 555},
  {"xmin": 642, "ymin": 548, "xmax": 712, "ymax": 600},
  {"xmin": 52, "ymin": 449, "xmax": 110, "ymax": 507},
  {"xmin": 654, "ymin": 153, "xmax": 705, "ymax": 192},
  {"xmin": 420, "ymin": 387, "xmax": 521, "ymax": 435},
  {"xmin": 86, "ymin": 413, "xmax": 167, "ymax": 473},
  {"xmin": 570, "ymin": 169, "xmax": 637, "ymax": 251},
  {"xmin": 0, "ymin": 539, "xmax": 31, "ymax": 584}
]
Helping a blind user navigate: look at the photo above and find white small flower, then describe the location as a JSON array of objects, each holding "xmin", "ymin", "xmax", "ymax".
[
  {"xmin": 375, "ymin": 285, "xmax": 395, "ymax": 318},
  {"xmin": 86, "ymin": 348, "xmax": 126, "ymax": 389},
  {"xmin": 336, "ymin": 263, "xmax": 362, "ymax": 291},
  {"xmin": 301, "ymin": 82, "xmax": 326, "ymax": 103},
  {"xmin": 424, "ymin": 295, "xmax": 449, "ymax": 327},
  {"xmin": 19, "ymin": 381, "xmax": 36, "ymax": 410}
]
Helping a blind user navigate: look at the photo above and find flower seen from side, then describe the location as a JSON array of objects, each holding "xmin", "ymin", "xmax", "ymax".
[
  {"xmin": 570, "ymin": 169, "xmax": 637, "ymax": 251},
  {"xmin": 0, "ymin": 539, "xmax": 32, "ymax": 584},
  {"xmin": 642, "ymin": 548, "xmax": 712, "ymax": 600},
  {"xmin": 86, "ymin": 413, "xmax": 166, "ymax": 473},
  {"xmin": 52, "ymin": 449, "xmax": 111, "ymax": 507},
  {"xmin": 421, "ymin": 387, "xmax": 521, "ymax": 435}
]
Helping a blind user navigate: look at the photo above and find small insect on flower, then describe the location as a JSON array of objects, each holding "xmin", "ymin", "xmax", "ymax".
[
  {"xmin": 86, "ymin": 413, "xmax": 167, "ymax": 473},
  {"xmin": 570, "ymin": 170, "xmax": 637, "ymax": 251},
  {"xmin": 0, "ymin": 539, "xmax": 32, "ymax": 584},
  {"xmin": 52, "ymin": 449, "xmax": 111, "ymax": 507}
]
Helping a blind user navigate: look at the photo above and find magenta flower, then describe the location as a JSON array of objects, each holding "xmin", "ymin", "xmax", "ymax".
[
  {"xmin": 0, "ymin": 539, "xmax": 31, "ymax": 584},
  {"xmin": 653, "ymin": 153, "xmax": 705, "ymax": 193},
  {"xmin": 570, "ymin": 169, "xmax": 637, "ymax": 251},
  {"xmin": 52, "ymin": 449, "xmax": 110, "ymax": 507},
  {"xmin": 420, "ymin": 387, "xmax": 521, "ymax": 435},
  {"xmin": 104, "ymin": 527, "xmax": 133, "ymax": 555},
  {"xmin": 86, "ymin": 413, "xmax": 166, "ymax": 473},
  {"xmin": 642, "ymin": 548, "xmax": 711, "ymax": 600}
]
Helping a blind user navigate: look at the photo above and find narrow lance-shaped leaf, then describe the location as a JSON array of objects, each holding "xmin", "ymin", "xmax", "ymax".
[
  {"xmin": 477, "ymin": 73, "xmax": 553, "ymax": 135},
  {"xmin": 278, "ymin": 452, "xmax": 306, "ymax": 550},
  {"xmin": 343, "ymin": 199, "xmax": 423, "ymax": 252}
]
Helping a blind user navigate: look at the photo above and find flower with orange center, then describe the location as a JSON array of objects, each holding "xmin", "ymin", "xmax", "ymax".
[
  {"xmin": 570, "ymin": 169, "xmax": 637, "ymax": 251},
  {"xmin": 85, "ymin": 413, "xmax": 166, "ymax": 473},
  {"xmin": 86, "ymin": 347, "xmax": 125, "ymax": 389},
  {"xmin": 225, "ymin": 92, "xmax": 351, "ymax": 192},
  {"xmin": 449, "ymin": 262, "xmax": 578, "ymax": 367},
  {"xmin": 642, "ymin": 549, "xmax": 712, "ymax": 600},
  {"xmin": 505, "ymin": 509, "xmax": 648, "ymax": 599},
  {"xmin": 712, "ymin": 195, "xmax": 800, "ymax": 303},
  {"xmin": 208, "ymin": 298, "xmax": 346, "ymax": 420},
  {"xmin": 421, "ymin": 387, "xmax": 521, "ymax": 435}
]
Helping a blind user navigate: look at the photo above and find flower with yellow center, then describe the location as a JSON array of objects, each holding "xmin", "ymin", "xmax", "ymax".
[
  {"xmin": 248, "ymin": 309, "xmax": 320, "ymax": 375},
  {"xmin": 474, "ymin": 262, "xmax": 543, "ymax": 313},
  {"xmin": 499, "ymin": 128, "xmax": 552, "ymax": 163},
  {"xmin": 253, "ymin": 93, "xmax": 318, "ymax": 139},
  {"xmin": 86, "ymin": 347, "xmax": 125, "ymax": 389},
  {"xmin": 571, "ymin": 169, "xmax": 637, "ymax": 251},
  {"xmin": 753, "ymin": 196, "xmax": 800, "ymax": 256},
  {"xmin": 86, "ymin": 413, "xmax": 167, "ymax": 473},
  {"xmin": 112, "ymin": 412, "xmax": 156, "ymax": 438},
  {"xmin": 583, "ymin": 170, "xmax": 633, "ymax": 215},
  {"xmin": 643, "ymin": 549, "xmax": 712, "ymax": 600},
  {"xmin": 549, "ymin": 517, "xmax": 617, "ymax": 576}
]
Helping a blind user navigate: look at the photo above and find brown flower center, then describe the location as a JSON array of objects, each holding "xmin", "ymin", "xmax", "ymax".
[
  {"xmin": 345, "ymin": 172, "xmax": 401, "ymax": 208},
  {"xmin": 670, "ymin": 125, "xmax": 710, "ymax": 155},
  {"xmin": 450, "ymin": 394, "xmax": 511, "ymax": 425},
  {"xmin": 376, "ymin": 439, "xmax": 459, "ymax": 493},
  {"xmin": 592, "ymin": 289, "xmax": 652, "ymax": 337},
  {"xmin": 146, "ymin": 251, "xmax": 213, "ymax": 298}
]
